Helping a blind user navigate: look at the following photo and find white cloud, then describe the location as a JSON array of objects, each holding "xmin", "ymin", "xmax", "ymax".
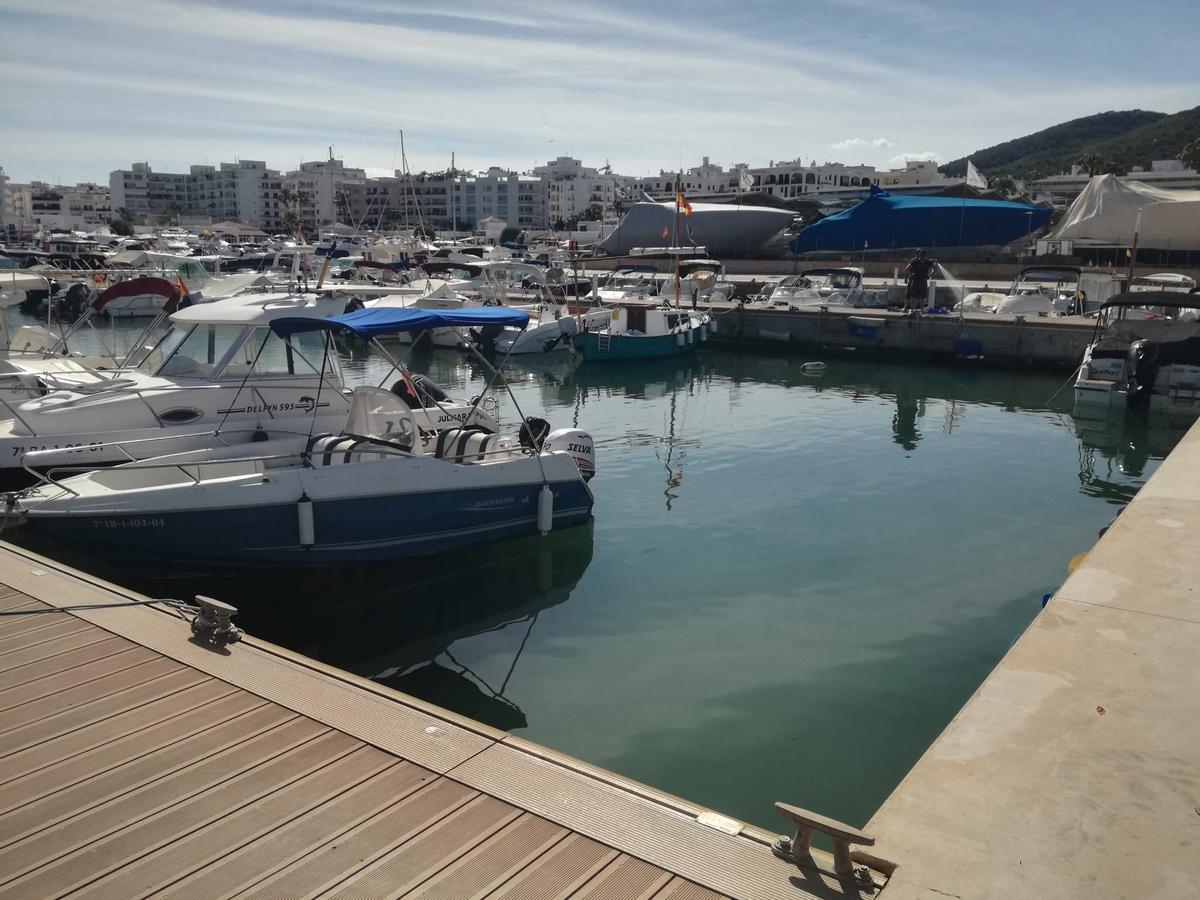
[
  {"xmin": 887, "ymin": 151, "xmax": 941, "ymax": 168},
  {"xmin": 830, "ymin": 137, "xmax": 893, "ymax": 152}
]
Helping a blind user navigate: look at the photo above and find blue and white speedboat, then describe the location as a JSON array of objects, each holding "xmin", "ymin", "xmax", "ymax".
[{"xmin": 14, "ymin": 308, "xmax": 596, "ymax": 569}]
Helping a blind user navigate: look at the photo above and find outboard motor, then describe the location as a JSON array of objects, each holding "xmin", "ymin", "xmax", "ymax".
[
  {"xmin": 518, "ymin": 416, "xmax": 552, "ymax": 451},
  {"xmin": 472, "ymin": 323, "xmax": 505, "ymax": 359},
  {"xmin": 544, "ymin": 429, "xmax": 595, "ymax": 481},
  {"xmin": 390, "ymin": 373, "xmax": 450, "ymax": 409},
  {"xmin": 1126, "ymin": 339, "xmax": 1159, "ymax": 410}
]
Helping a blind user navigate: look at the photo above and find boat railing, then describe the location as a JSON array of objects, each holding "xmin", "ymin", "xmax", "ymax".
[
  {"xmin": 25, "ymin": 430, "xmax": 535, "ymax": 498},
  {"xmin": 0, "ymin": 372, "xmax": 347, "ymax": 439}
]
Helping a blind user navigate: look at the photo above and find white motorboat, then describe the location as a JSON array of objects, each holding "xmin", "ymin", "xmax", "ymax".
[
  {"xmin": 991, "ymin": 266, "xmax": 1121, "ymax": 317},
  {"xmin": 765, "ymin": 267, "xmax": 889, "ymax": 309},
  {"xmin": 1074, "ymin": 292, "xmax": 1200, "ymax": 418},
  {"xmin": 0, "ymin": 291, "xmax": 498, "ymax": 489},
  {"xmin": 14, "ymin": 307, "xmax": 596, "ymax": 569}
]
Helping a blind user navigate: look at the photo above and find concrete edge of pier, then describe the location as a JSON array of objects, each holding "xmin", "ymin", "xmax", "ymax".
[{"xmin": 864, "ymin": 418, "xmax": 1200, "ymax": 898}]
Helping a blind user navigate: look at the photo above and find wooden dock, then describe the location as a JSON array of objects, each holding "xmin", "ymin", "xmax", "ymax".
[{"xmin": 0, "ymin": 542, "xmax": 878, "ymax": 899}]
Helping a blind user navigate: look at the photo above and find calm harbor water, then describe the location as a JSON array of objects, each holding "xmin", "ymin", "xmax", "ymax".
[{"xmin": 18, "ymin": 314, "xmax": 1184, "ymax": 832}]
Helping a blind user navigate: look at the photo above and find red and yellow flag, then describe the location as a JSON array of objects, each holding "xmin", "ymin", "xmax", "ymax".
[{"xmin": 675, "ymin": 191, "xmax": 693, "ymax": 217}]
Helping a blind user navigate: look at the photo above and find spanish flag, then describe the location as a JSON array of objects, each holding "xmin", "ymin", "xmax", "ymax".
[{"xmin": 676, "ymin": 191, "xmax": 693, "ymax": 217}]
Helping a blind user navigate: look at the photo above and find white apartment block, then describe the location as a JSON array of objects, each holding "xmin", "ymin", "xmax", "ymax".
[
  {"xmin": 111, "ymin": 160, "xmax": 285, "ymax": 230},
  {"xmin": 3, "ymin": 178, "xmax": 111, "ymax": 234},
  {"xmin": 281, "ymin": 159, "xmax": 367, "ymax": 234},
  {"xmin": 535, "ymin": 157, "xmax": 628, "ymax": 228}
]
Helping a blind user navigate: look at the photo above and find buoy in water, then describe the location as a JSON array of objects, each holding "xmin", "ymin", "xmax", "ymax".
[{"xmin": 537, "ymin": 484, "xmax": 554, "ymax": 534}]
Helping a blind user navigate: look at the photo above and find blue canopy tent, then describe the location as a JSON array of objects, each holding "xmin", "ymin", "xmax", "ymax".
[
  {"xmin": 791, "ymin": 186, "xmax": 1052, "ymax": 253},
  {"xmin": 271, "ymin": 306, "xmax": 530, "ymax": 338}
]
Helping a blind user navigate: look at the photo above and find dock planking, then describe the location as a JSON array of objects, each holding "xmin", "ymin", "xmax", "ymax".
[{"xmin": 0, "ymin": 543, "xmax": 871, "ymax": 899}]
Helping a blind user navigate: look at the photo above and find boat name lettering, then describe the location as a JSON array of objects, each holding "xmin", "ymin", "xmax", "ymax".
[
  {"xmin": 471, "ymin": 497, "xmax": 516, "ymax": 508},
  {"xmin": 92, "ymin": 517, "xmax": 166, "ymax": 529},
  {"xmin": 12, "ymin": 442, "xmax": 103, "ymax": 456},
  {"xmin": 217, "ymin": 396, "xmax": 329, "ymax": 416}
]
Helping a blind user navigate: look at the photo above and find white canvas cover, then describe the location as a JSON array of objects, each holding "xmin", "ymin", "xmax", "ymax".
[{"xmin": 1051, "ymin": 174, "xmax": 1200, "ymax": 250}]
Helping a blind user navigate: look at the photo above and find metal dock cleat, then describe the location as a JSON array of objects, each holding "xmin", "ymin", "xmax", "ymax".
[
  {"xmin": 190, "ymin": 595, "xmax": 242, "ymax": 647},
  {"xmin": 772, "ymin": 801, "xmax": 880, "ymax": 888}
]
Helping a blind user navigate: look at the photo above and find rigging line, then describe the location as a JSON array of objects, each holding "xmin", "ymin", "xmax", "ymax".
[
  {"xmin": 497, "ymin": 611, "xmax": 538, "ymax": 695},
  {"xmin": 441, "ymin": 649, "xmax": 522, "ymax": 709},
  {"xmin": 306, "ymin": 331, "xmax": 333, "ymax": 443},
  {"xmin": 0, "ymin": 598, "xmax": 199, "ymax": 616},
  {"xmin": 213, "ymin": 327, "xmax": 274, "ymax": 437}
]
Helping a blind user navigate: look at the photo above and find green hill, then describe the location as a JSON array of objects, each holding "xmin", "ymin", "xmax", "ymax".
[{"xmin": 939, "ymin": 108, "xmax": 1200, "ymax": 178}]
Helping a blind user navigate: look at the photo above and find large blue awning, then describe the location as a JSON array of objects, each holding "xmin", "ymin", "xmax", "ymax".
[
  {"xmin": 271, "ymin": 306, "xmax": 530, "ymax": 338},
  {"xmin": 792, "ymin": 186, "xmax": 1052, "ymax": 253}
]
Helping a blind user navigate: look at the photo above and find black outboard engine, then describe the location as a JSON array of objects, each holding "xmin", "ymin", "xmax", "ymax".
[
  {"xmin": 519, "ymin": 416, "xmax": 552, "ymax": 451},
  {"xmin": 472, "ymin": 324, "xmax": 504, "ymax": 359},
  {"xmin": 390, "ymin": 373, "xmax": 450, "ymax": 409},
  {"xmin": 1126, "ymin": 339, "xmax": 1159, "ymax": 410}
]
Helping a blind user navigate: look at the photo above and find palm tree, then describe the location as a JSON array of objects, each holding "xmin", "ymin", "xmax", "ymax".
[
  {"xmin": 1076, "ymin": 153, "xmax": 1108, "ymax": 177},
  {"xmin": 1179, "ymin": 139, "xmax": 1200, "ymax": 173},
  {"xmin": 988, "ymin": 175, "xmax": 1017, "ymax": 197},
  {"xmin": 163, "ymin": 200, "xmax": 185, "ymax": 225}
]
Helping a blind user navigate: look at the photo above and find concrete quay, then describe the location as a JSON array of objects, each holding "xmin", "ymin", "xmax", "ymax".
[
  {"xmin": 712, "ymin": 305, "xmax": 1096, "ymax": 369},
  {"xmin": 865, "ymin": 416, "xmax": 1200, "ymax": 899}
]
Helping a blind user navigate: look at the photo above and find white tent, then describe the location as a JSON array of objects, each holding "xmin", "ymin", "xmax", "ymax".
[{"xmin": 1051, "ymin": 174, "xmax": 1200, "ymax": 251}]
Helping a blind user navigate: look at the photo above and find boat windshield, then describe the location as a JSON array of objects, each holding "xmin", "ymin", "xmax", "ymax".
[
  {"xmin": 220, "ymin": 327, "xmax": 328, "ymax": 379},
  {"xmin": 154, "ymin": 324, "xmax": 248, "ymax": 378},
  {"xmin": 133, "ymin": 326, "xmax": 190, "ymax": 374}
]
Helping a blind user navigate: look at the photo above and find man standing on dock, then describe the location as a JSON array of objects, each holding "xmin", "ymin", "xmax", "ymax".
[{"xmin": 904, "ymin": 249, "xmax": 935, "ymax": 312}]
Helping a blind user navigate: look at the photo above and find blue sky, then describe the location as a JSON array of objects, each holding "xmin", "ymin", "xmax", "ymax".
[{"xmin": 1, "ymin": 0, "xmax": 1196, "ymax": 183}]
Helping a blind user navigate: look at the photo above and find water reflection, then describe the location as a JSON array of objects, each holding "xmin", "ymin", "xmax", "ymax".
[
  {"xmin": 1067, "ymin": 408, "xmax": 1188, "ymax": 503},
  {"xmin": 110, "ymin": 524, "xmax": 595, "ymax": 732}
]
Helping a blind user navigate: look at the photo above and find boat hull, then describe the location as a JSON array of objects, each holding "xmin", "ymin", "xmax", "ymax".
[
  {"xmin": 573, "ymin": 330, "xmax": 698, "ymax": 362},
  {"xmin": 19, "ymin": 478, "xmax": 594, "ymax": 570}
]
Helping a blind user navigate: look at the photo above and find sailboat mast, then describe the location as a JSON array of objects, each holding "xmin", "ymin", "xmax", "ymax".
[
  {"xmin": 399, "ymin": 130, "xmax": 409, "ymax": 231},
  {"xmin": 451, "ymin": 152, "xmax": 457, "ymax": 236},
  {"xmin": 673, "ymin": 170, "xmax": 681, "ymax": 309}
]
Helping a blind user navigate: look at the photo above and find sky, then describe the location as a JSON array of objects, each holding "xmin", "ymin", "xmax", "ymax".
[{"xmin": 1, "ymin": 0, "xmax": 1197, "ymax": 184}]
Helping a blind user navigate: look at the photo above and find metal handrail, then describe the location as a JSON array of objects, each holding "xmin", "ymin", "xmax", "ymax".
[{"xmin": 26, "ymin": 431, "xmax": 540, "ymax": 498}]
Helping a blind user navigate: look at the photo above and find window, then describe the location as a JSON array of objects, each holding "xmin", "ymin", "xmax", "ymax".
[
  {"xmin": 221, "ymin": 327, "xmax": 328, "ymax": 378},
  {"xmin": 155, "ymin": 325, "xmax": 247, "ymax": 378}
]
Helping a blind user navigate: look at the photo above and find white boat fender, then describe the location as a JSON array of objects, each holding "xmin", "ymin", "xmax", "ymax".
[
  {"xmin": 708, "ymin": 318, "xmax": 718, "ymax": 334},
  {"xmin": 800, "ymin": 361, "xmax": 828, "ymax": 373},
  {"xmin": 537, "ymin": 484, "xmax": 554, "ymax": 534},
  {"xmin": 297, "ymin": 493, "xmax": 315, "ymax": 547},
  {"xmin": 676, "ymin": 332, "xmax": 685, "ymax": 347}
]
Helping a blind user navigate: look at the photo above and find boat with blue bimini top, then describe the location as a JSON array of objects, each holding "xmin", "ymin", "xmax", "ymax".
[{"xmin": 11, "ymin": 307, "xmax": 596, "ymax": 569}]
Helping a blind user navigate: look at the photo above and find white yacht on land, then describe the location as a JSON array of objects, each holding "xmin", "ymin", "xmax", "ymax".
[{"xmin": 596, "ymin": 198, "xmax": 794, "ymax": 258}]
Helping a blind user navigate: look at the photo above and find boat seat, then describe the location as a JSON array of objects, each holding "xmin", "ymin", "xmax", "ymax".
[
  {"xmin": 305, "ymin": 432, "xmax": 411, "ymax": 466},
  {"xmin": 434, "ymin": 427, "xmax": 497, "ymax": 462}
]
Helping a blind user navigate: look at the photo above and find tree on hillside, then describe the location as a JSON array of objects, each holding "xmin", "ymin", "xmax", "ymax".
[
  {"xmin": 1077, "ymin": 153, "xmax": 1108, "ymax": 176},
  {"xmin": 1180, "ymin": 139, "xmax": 1200, "ymax": 172},
  {"xmin": 988, "ymin": 174, "xmax": 1017, "ymax": 197}
]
